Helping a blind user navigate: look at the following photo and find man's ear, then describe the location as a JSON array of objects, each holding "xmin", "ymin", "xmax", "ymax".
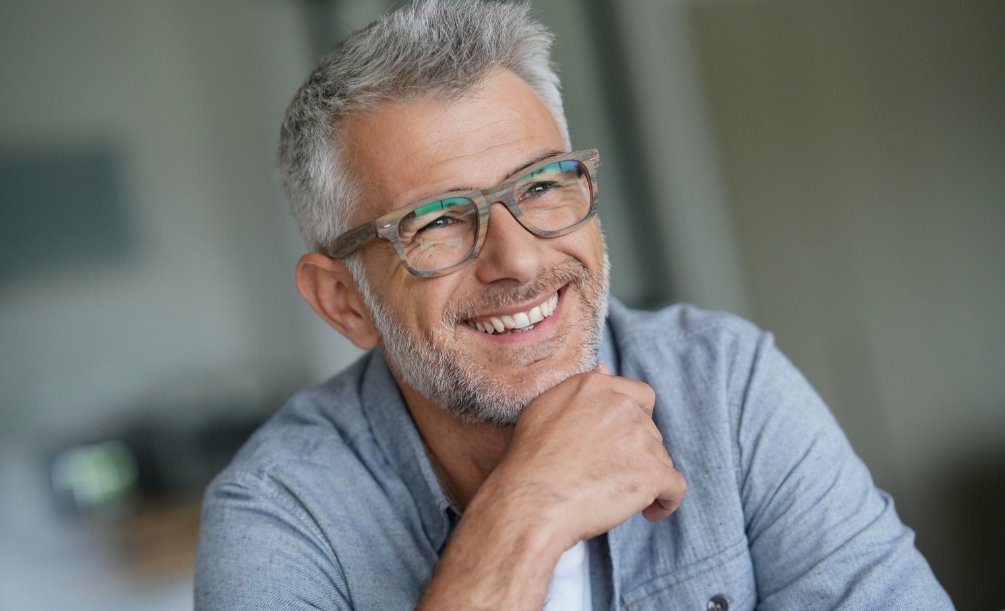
[{"xmin": 295, "ymin": 253, "xmax": 380, "ymax": 350}]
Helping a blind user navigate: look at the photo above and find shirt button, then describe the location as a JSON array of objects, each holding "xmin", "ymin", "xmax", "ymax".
[{"xmin": 707, "ymin": 594, "xmax": 730, "ymax": 611}]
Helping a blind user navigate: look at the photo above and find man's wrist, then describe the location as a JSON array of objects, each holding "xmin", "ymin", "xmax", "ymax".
[
  {"xmin": 417, "ymin": 472, "xmax": 571, "ymax": 610},
  {"xmin": 464, "ymin": 470, "xmax": 572, "ymax": 559}
]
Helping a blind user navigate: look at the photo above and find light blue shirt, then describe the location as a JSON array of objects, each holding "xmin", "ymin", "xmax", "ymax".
[{"xmin": 195, "ymin": 300, "xmax": 951, "ymax": 609}]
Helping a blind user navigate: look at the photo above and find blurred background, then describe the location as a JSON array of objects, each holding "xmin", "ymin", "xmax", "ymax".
[{"xmin": 1, "ymin": 0, "xmax": 1002, "ymax": 608}]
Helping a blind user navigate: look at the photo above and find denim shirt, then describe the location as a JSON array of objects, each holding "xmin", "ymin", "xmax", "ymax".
[{"xmin": 195, "ymin": 300, "xmax": 951, "ymax": 609}]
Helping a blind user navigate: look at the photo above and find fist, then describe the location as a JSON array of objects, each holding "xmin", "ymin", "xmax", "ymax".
[{"xmin": 488, "ymin": 368, "xmax": 687, "ymax": 549}]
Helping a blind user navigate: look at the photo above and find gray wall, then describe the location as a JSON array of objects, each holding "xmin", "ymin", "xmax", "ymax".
[
  {"xmin": 0, "ymin": 1, "xmax": 331, "ymax": 608},
  {"xmin": 0, "ymin": 0, "xmax": 366, "ymax": 443}
]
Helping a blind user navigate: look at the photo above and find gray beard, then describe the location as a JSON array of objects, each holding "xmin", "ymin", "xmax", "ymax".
[{"xmin": 355, "ymin": 254, "xmax": 610, "ymax": 427}]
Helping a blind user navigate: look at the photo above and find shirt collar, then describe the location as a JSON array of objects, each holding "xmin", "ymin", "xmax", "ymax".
[{"xmin": 360, "ymin": 349, "xmax": 454, "ymax": 549}]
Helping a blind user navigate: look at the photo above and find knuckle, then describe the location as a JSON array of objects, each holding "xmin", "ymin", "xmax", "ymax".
[
  {"xmin": 671, "ymin": 469, "xmax": 688, "ymax": 495},
  {"xmin": 631, "ymin": 422, "xmax": 656, "ymax": 445},
  {"xmin": 606, "ymin": 391, "xmax": 636, "ymax": 420},
  {"xmin": 642, "ymin": 456, "xmax": 666, "ymax": 480},
  {"xmin": 642, "ymin": 383, "xmax": 656, "ymax": 406}
]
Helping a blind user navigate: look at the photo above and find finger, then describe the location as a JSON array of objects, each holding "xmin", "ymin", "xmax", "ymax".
[
  {"xmin": 646, "ymin": 418, "xmax": 664, "ymax": 443},
  {"xmin": 630, "ymin": 380, "xmax": 657, "ymax": 416},
  {"xmin": 596, "ymin": 375, "xmax": 656, "ymax": 416},
  {"xmin": 641, "ymin": 469, "xmax": 687, "ymax": 522},
  {"xmin": 632, "ymin": 408, "xmax": 663, "ymax": 443},
  {"xmin": 641, "ymin": 500, "xmax": 673, "ymax": 522}
]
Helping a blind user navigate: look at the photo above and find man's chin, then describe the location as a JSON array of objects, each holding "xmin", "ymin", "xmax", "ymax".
[{"xmin": 456, "ymin": 357, "xmax": 597, "ymax": 425}]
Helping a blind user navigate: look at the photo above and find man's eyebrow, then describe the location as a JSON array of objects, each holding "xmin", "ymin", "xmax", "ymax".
[
  {"xmin": 446, "ymin": 149, "xmax": 566, "ymax": 193},
  {"xmin": 506, "ymin": 149, "xmax": 567, "ymax": 179}
]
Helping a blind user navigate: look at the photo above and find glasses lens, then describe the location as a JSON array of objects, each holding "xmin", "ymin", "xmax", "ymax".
[
  {"xmin": 514, "ymin": 159, "xmax": 593, "ymax": 232},
  {"xmin": 398, "ymin": 196, "xmax": 479, "ymax": 272}
]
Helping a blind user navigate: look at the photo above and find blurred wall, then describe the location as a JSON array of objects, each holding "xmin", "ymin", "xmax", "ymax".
[
  {"xmin": 0, "ymin": 0, "xmax": 352, "ymax": 445},
  {"xmin": 0, "ymin": 1, "xmax": 337, "ymax": 609},
  {"xmin": 687, "ymin": 0, "xmax": 1005, "ymax": 606}
]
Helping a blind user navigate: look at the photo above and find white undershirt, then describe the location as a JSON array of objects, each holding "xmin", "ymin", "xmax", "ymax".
[{"xmin": 543, "ymin": 540, "xmax": 592, "ymax": 611}]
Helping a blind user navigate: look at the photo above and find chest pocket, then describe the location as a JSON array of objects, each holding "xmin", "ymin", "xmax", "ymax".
[{"xmin": 620, "ymin": 539, "xmax": 756, "ymax": 611}]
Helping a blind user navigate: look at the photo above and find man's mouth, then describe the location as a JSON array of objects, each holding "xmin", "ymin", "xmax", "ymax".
[{"xmin": 463, "ymin": 292, "xmax": 560, "ymax": 335}]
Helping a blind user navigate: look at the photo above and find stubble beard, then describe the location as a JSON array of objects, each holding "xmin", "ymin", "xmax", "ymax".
[{"xmin": 355, "ymin": 252, "xmax": 611, "ymax": 427}]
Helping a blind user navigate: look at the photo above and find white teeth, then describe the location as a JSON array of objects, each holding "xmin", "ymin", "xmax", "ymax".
[
  {"xmin": 528, "ymin": 306, "xmax": 543, "ymax": 324},
  {"xmin": 541, "ymin": 293, "xmax": 558, "ymax": 316},
  {"xmin": 466, "ymin": 292, "xmax": 561, "ymax": 335}
]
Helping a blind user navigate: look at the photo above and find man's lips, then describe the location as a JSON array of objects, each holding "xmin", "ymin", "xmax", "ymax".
[{"xmin": 463, "ymin": 291, "xmax": 561, "ymax": 335}]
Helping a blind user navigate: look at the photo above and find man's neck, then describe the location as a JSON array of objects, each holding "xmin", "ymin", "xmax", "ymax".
[{"xmin": 397, "ymin": 381, "xmax": 514, "ymax": 510}]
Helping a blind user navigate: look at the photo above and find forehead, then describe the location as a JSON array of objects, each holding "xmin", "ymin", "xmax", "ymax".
[{"xmin": 342, "ymin": 70, "xmax": 566, "ymax": 223}]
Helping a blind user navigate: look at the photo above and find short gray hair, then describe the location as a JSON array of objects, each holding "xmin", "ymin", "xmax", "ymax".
[{"xmin": 277, "ymin": 0, "xmax": 570, "ymax": 255}]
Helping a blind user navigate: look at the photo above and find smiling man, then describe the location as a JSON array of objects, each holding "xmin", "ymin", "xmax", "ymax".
[{"xmin": 194, "ymin": 1, "xmax": 950, "ymax": 609}]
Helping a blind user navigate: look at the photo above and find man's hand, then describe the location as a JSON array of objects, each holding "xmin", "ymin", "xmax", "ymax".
[
  {"xmin": 482, "ymin": 365, "xmax": 686, "ymax": 549},
  {"xmin": 418, "ymin": 367, "xmax": 685, "ymax": 610}
]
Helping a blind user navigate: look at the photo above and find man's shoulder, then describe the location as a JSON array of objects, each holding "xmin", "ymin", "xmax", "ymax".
[
  {"xmin": 209, "ymin": 353, "xmax": 375, "ymax": 492},
  {"xmin": 195, "ymin": 354, "xmax": 444, "ymax": 609},
  {"xmin": 604, "ymin": 299, "xmax": 769, "ymax": 415},
  {"xmin": 607, "ymin": 299, "xmax": 763, "ymax": 354}
]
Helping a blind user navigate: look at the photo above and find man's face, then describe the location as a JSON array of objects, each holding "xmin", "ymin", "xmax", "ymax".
[{"xmin": 343, "ymin": 69, "xmax": 609, "ymax": 425}]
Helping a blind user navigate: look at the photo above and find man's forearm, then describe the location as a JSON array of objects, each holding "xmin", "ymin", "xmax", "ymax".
[{"xmin": 417, "ymin": 480, "xmax": 566, "ymax": 610}]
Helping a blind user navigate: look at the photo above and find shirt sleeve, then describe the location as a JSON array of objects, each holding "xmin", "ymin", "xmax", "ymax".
[
  {"xmin": 734, "ymin": 331, "xmax": 953, "ymax": 609},
  {"xmin": 194, "ymin": 472, "xmax": 353, "ymax": 610}
]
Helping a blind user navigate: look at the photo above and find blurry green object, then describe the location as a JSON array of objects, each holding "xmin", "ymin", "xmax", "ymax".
[{"xmin": 51, "ymin": 440, "xmax": 138, "ymax": 511}]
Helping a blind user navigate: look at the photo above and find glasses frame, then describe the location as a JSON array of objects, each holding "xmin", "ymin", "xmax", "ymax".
[{"xmin": 325, "ymin": 148, "xmax": 600, "ymax": 278}]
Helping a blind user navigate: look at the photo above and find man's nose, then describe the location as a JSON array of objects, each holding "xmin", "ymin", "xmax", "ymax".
[{"xmin": 473, "ymin": 203, "xmax": 545, "ymax": 285}]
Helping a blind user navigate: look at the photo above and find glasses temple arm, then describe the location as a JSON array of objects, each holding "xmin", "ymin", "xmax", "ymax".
[{"xmin": 328, "ymin": 223, "xmax": 377, "ymax": 258}]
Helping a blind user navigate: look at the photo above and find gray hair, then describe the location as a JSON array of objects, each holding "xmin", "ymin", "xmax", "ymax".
[{"xmin": 277, "ymin": 0, "xmax": 570, "ymax": 262}]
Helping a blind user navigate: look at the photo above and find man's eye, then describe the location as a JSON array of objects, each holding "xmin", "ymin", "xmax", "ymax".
[
  {"xmin": 418, "ymin": 216, "xmax": 458, "ymax": 232},
  {"xmin": 522, "ymin": 181, "xmax": 560, "ymax": 199},
  {"xmin": 403, "ymin": 197, "xmax": 475, "ymax": 239}
]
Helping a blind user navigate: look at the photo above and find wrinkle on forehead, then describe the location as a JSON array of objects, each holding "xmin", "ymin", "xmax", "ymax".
[{"xmin": 341, "ymin": 69, "xmax": 565, "ymax": 223}]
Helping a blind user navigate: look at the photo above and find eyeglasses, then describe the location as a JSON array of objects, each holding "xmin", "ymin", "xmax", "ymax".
[{"xmin": 326, "ymin": 149, "xmax": 600, "ymax": 278}]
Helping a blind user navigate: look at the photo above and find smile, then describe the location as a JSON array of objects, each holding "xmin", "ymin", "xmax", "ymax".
[{"xmin": 464, "ymin": 292, "xmax": 560, "ymax": 335}]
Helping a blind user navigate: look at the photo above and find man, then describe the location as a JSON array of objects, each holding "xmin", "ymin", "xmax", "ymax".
[{"xmin": 195, "ymin": 1, "xmax": 951, "ymax": 608}]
